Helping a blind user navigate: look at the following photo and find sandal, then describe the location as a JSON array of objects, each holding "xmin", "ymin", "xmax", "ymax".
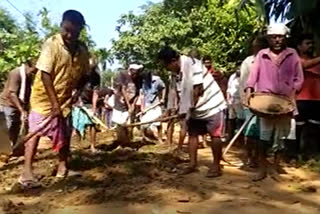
[{"xmin": 18, "ymin": 176, "xmax": 41, "ymax": 189}]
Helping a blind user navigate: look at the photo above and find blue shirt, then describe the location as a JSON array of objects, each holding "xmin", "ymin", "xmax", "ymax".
[{"xmin": 142, "ymin": 75, "xmax": 165, "ymax": 107}]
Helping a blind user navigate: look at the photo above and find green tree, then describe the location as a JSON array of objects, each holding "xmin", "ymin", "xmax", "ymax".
[
  {"xmin": 0, "ymin": 6, "xmax": 108, "ymax": 86},
  {"xmin": 0, "ymin": 8, "xmax": 18, "ymax": 33},
  {"xmin": 93, "ymin": 48, "xmax": 113, "ymax": 71},
  {"xmin": 0, "ymin": 8, "xmax": 40, "ymax": 84},
  {"xmin": 38, "ymin": 7, "xmax": 59, "ymax": 38},
  {"xmin": 238, "ymin": 0, "xmax": 320, "ymax": 40},
  {"xmin": 101, "ymin": 69, "xmax": 116, "ymax": 87},
  {"xmin": 111, "ymin": 0, "xmax": 262, "ymax": 73}
]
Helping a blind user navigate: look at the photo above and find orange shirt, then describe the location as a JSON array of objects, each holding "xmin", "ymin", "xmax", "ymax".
[{"xmin": 297, "ymin": 58, "xmax": 320, "ymax": 101}]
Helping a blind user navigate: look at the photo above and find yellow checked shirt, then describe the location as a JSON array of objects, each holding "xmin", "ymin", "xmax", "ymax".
[{"xmin": 30, "ymin": 34, "xmax": 90, "ymax": 117}]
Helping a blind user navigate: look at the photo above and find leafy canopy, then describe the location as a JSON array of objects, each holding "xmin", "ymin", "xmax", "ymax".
[
  {"xmin": 238, "ymin": 0, "xmax": 320, "ymax": 39},
  {"xmin": 0, "ymin": 8, "xmax": 40, "ymax": 83},
  {"xmin": 111, "ymin": 0, "xmax": 263, "ymax": 73}
]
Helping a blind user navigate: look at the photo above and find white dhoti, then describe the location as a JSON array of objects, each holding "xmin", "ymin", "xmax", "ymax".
[
  {"xmin": 284, "ymin": 119, "xmax": 296, "ymax": 140},
  {"xmin": 141, "ymin": 106, "xmax": 162, "ymax": 128},
  {"xmin": 112, "ymin": 109, "xmax": 129, "ymax": 125}
]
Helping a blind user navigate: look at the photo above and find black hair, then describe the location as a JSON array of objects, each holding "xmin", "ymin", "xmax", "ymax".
[
  {"xmin": 62, "ymin": 10, "xmax": 86, "ymax": 28},
  {"xmin": 202, "ymin": 55, "xmax": 212, "ymax": 62},
  {"xmin": 158, "ymin": 47, "xmax": 179, "ymax": 64},
  {"xmin": 25, "ymin": 59, "xmax": 34, "ymax": 67},
  {"xmin": 296, "ymin": 34, "xmax": 314, "ymax": 46},
  {"xmin": 143, "ymin": 71, "xmax": 153, "ymax": 89},
  {"xmin": 25, "ymin": 57, "xmax": 39, "ymax": 67}
]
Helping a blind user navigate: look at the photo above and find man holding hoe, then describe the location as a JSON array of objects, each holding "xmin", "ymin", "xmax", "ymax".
[
  {"xmin": 19, "ymin": 10, "xmax": 90, "ymax": 187},
  {"xmin": 158, "ymin": 47, "xmax": 227, "ymax": 177}
]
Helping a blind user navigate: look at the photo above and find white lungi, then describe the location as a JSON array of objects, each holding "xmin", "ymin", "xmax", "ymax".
[
  {"xmin": 141, "ymin": 106, "xmax": 162, "ymax": 128},
  {"xmin": 112, "ymin": 109, "xmax": 129, "ymax": 125}
]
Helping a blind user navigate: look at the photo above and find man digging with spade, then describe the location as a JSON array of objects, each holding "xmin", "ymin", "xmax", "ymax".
[
  {"xmin": 19, "ymin": 10, "xmax": 90, "ymax": 188},
  {"xmin": 140, "ymin": 71, "xmax": 166, "ymax": 143},
  {"xmin": 112, "ymin": 64, "xmax": 143, "ymax": 145},
  {"xmin": 158, "ymin": 47, "xmax": 227, "ymax": 177}
]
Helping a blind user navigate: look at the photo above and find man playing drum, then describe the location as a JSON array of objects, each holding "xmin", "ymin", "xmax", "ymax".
[{"xmin": 245, "ymin": 24, "xmax": 304, "ymax": 181}]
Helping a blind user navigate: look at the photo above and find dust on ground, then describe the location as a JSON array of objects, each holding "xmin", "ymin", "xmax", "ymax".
[{"xmin": 0, "ymin": 130, "xmax": 319, "ymax": 214}]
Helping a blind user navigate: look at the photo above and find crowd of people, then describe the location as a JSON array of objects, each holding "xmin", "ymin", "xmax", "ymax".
[{"xmin": 0, "ymin": 9, "xmax": 319, "ymax": 188}]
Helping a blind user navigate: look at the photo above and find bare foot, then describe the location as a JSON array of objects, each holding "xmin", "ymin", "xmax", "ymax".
[
  {"xmin": 91, "ymin": 147, "xmax": 97, "ymax": 153},
  {"xmin": 56, "ymin": 163, "xmax": 68, "ymax": 178},
  {"xmin": 267, "ymin": 166, "xmax": 283, "ymax": 182},
  {"xmin": 252, "ymin": 168, "xmax": 267, "ymax": 182},
  {"xmin": 246, "ymin": 158, "xmax": 258, "ymax": 168},
  {"xmin": 172, "ymin": 148, "xmax": 189, "ymax": 161},
  {"xmin": 276, "ymin": 166, "xmax": 287, "ymax": 174},
  {"xmin": 158, "ymin": 138, "xmax": 165, "ymax": 144},
  {"xmin": 90, "ymin": 147, "xmax": 103, "ymax": 154},
  {"xmin": 206, "ymin": 164, "xmax": 222, "ymax": 178},
  {"xmin": 268, "ymin": 170, "xmax": 281, "ymax": 182},
  {"xmin": 179, "ymin": 165, "xmax": 197, "ymax": 175}
]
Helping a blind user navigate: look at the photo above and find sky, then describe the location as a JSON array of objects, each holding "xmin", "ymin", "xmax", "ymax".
[{"xmin": 0, "ymin": 0, "xmax": 161, "ymax": 49}]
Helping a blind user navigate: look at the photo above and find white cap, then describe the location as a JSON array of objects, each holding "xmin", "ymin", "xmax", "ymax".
[
  {"xmin": 267, "ymin": 23, "xmax": 289, "ymax": 36},
  {"xmin": 128, "ymin": 64, "xmax": 143, "ymax": 70}
]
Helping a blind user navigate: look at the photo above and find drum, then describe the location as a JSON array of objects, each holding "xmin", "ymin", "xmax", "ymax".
[{"xmin": 245, "ymin": 92, "xmax": 295, "ymax": 118}]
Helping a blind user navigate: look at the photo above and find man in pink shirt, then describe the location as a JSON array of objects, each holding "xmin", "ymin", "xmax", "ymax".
[
  {"xmin": 296, "ymin": 34, "xmax": 320, "ymax": 159},
  {"xmin": 245, "ymin": 24, "xmax": 304, "ymax": 181}
]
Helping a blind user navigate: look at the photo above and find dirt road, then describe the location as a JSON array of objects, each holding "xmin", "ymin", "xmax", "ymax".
[{"xmin": 0, "ymin": 132, "xmax": 319, "ymax": 214}]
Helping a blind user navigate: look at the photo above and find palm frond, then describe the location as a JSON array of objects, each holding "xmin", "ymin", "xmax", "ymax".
[{"xmin": 236, "ymin": 0, "xmax": 268, "ymax": 23}]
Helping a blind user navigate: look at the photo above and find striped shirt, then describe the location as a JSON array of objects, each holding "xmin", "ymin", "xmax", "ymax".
[{"xmin": 178, "ymin": 56, "xmax": 227, "ymax": 119}]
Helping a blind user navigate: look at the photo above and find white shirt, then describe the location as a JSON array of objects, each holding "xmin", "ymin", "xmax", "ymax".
[
  {"xmin": 239, "ymin": 55, "xmax": 255, "ymax": 101},
  {"xmin": 227, "ymin": 72, "xmax": 241, "ymax": 105}
]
